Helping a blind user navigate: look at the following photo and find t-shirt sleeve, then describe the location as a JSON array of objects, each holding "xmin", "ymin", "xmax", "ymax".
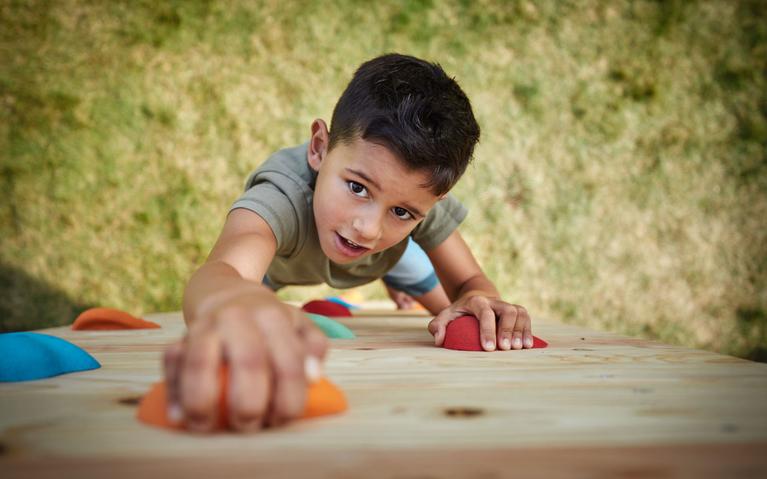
[
  {"xmin": 229, "ymin": 182, "xmax": 300, "ymax": 257},
  {"xmin": 410, "ymin": 193, "xmax": 468, "ymax": 251}
]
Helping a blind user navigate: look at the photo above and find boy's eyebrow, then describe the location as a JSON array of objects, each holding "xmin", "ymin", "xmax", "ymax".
[
  {"xmin": 345, "ymin": 168, "xmax": 381, "ymax": 191},
  {"xmin": 401, "ymin": 202, "xmax": 425, "ymax": 219},
  {"xmin": 345, "ymin": 167, "xmax": 425, "ymax": 218}
]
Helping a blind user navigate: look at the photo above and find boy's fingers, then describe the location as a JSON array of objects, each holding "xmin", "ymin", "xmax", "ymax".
[
  {"xmin": 163, "ymin": 340, "xmax": 184, "ymax": 423},
  {"xmin": 296, "ymin": 313, "xmax": 327, "ymax": 383},
  {"xmin": 463, "ymin": 295, "xmax": 496, "ymax": 351},
  {"xmin": 496, "ymin": 304, "xmax": 518, "ymax": 351},
  {"xmin": 179, "ymin": 330, "xmax": 222, "ymax": 432},
  {"xmin": 385, "ymin": 284, "xmax": 414, "ymax": 310},
  {"xmin": 428, "ymin": 309, "xmax": 454, "ymax": 346},
  {"xmin": 515, "ymin": 306, "xmax": 533, "ymax": 349},
  {"xmin": 477, "ymin": 306, "xmax": 497, "ymax": 351},
  {"xmin": 224, "ymin": 325, "xmax": 271, "ymax": 432},
  {"xmin": 297, "ymin": 313, "xmax": 330, "ymax": 362},
  {"xmin": 502, "ymin": 303, "xmax": 530, "ymax": 350},
  {"xmin": 258, "ymin": 319, "xmax": 308, "ymax": 427},
  {"xmin": 397, "ymin": 293, "xmax": 415, "ymax": 310}
]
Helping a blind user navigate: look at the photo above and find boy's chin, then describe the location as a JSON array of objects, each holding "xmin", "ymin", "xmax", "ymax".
[{"xmin": 324, "ymin": 249, "xmax": 370, "ymax": 264}]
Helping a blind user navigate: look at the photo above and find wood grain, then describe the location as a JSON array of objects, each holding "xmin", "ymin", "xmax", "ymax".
[{"xmin": 1, "ymin": 310, "xmax": 766, "ymax": 478}]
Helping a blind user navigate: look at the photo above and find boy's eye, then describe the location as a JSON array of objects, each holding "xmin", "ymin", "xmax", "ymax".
[
  {"xmin": 392, "ymin": 206, "xmax": 413, "ymax": 220},
  {"xmin": 348, "ymin": 181, "xmax": 368, "ymax": 197}
]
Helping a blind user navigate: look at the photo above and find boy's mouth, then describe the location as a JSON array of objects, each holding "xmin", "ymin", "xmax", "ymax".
[{"xmin": 334, "ymin": 232, "xmax": 371, "ymax": 258}]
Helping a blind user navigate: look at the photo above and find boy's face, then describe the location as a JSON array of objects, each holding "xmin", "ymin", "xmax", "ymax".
[{"xmin": 308, "ymin": 122, "xmax": 443, "ymax": 264}]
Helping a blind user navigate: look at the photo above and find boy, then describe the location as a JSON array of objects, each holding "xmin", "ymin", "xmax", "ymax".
[{"xmin": 165, "ymin": 53, "xmax": 534, "ymax": 433}]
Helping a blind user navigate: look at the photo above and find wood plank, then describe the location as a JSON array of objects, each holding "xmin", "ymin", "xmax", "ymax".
[
  {"xmin": 1, "ymin": 311, "xmax": 766, "ymax": 478},
  {"xmin": 3, "ymin": 443, "xmax": 767, "ymax": 479}
]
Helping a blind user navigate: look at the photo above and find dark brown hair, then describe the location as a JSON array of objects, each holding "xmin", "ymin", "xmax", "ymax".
[{"xmin": 328, "ymin": 53, "xmax": 480, "ymax": 195}]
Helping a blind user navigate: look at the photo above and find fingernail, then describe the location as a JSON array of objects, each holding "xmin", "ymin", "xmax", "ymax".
[
  {"xmin": 484, "ymin": 340, "xmax": 495, "ymax": 350},
  {"xmin": 524, "ymin": 337, "xmax": 534, "ymax": 348},
  {"xmin": 305, "ymin": 356, "xmax": 322, "ymax": 383},
  {"xmin": 168, "ymin": 404, "xmax": 183, "ymax": 424},
  {"xmin": 512, "ymin": 338, "xmax": 522, "ymax": 349},
  {"xmin": 501, "ymin": 338, "xmax": 511, "ymax": 350}
]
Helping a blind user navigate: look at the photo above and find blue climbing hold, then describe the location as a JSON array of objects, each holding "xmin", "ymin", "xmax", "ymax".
[
  {"xmin": 0, "ymin": 332, "xmax": 101, "ymax": 382},
  {"xmin": 306, "ymin": 313, "xmax": 356, "ymax": 339},
  {"xmin": 325, "ymin": 296, "xmax": 360, "ymax": 310}
]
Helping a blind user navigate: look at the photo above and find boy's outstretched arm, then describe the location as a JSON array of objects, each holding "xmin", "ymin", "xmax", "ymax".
[
  {"xmin": 167, "ymin": 208, "xmax": 328, "ymax": 433},
  {"xmin": 426, "ymin": 230, "xmax": 533, "ymax": 351}
]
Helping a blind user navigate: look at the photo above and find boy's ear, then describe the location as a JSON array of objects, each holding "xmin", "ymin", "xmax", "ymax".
[{"xmin": 308, "ymin": 119, "xmax": 330, "ymax": 171}]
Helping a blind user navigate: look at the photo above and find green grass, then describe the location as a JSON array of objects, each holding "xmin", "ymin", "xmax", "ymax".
[{"xmin": 1, "ymin": 0, "xmax": 765, "ymax": 361}]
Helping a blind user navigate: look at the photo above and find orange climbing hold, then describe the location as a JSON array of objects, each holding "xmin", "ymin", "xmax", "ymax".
[
  {"xmin": 72, "ymin": 307, "xmax": 160, "ymax": 331},
  {"xmin": 303, "ymin": 377, "xmax": 348, "ymax": 419},
  {"xmin": 136, "ymin": 365, "xmax": 347, "ymax": 432}
]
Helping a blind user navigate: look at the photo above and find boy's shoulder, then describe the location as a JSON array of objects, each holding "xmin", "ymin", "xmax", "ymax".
[
  {"xmin": 231, "ymin": 142, "xmax": 316, "ymax": 257},
  {"xmin": 243, "ymin": 142, "xmax": 314, "ymax": 192},
  {"xmin": 410, "ymin": 192, "xmax": 468, "ymax": 252}
]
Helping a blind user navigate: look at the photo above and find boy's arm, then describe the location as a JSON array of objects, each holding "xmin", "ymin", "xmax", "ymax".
[
  {"xmin": 182, "ymin": 208, "xmax": 279, "ymax": 325},
  {"xmin": 168, "ymin": 208, "xmax": 328, "ymax": 433},
  {"xmin": 426, "ymin": 230, "xmax": 533, "ymax": 351}
]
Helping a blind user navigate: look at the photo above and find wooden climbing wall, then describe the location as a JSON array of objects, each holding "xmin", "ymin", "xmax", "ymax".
[{"xmin": 1, "ymin": 309, "xmax": 766, "ymax": 478}]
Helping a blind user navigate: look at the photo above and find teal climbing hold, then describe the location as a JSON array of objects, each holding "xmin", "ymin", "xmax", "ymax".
[
  {"xmin": 0, "ymin": 332, "xmax": 101, "ymax": 382},
  {"xmin": 306, "ymin": 313, "xmax": 355, "ymax": 339}
]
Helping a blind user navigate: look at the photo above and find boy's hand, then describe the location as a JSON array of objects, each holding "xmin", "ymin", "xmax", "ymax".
[
  {"xmin": 427, "ymin": 295, "xmax": 533, "ymax": 351},
  {"xmin": 384, "ymin": 283, "xmax": 416, "ymax": 310},
  {"xmin": 164, "ymin": 292, "xmax": 328, "ymax": 433}
]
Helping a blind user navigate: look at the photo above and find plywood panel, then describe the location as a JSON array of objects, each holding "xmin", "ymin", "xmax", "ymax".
[{"xmin": 2, "ymin": 310, "xmax": 766, "ymax": 478}]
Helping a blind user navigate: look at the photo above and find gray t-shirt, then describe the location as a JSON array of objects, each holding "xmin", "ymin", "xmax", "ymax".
[{"xmin": 230, "ymin": 143, "xmax": 467, "ymax": 290}]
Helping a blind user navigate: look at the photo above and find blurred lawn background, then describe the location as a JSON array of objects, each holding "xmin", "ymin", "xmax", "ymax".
[{"xmin": 1, "ymin": 0, "xmax": 765, "ymax": 361}]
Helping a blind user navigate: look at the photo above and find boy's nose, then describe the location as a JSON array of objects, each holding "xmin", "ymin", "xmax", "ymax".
[{"xmin": 351, "ymin": 215, "xmax": 382, "ymax": 242}]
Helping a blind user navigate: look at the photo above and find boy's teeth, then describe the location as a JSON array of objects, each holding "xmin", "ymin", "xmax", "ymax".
[{"xmin": 343, "ymin": 237, "xmax": 363, "ymax": 249}]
